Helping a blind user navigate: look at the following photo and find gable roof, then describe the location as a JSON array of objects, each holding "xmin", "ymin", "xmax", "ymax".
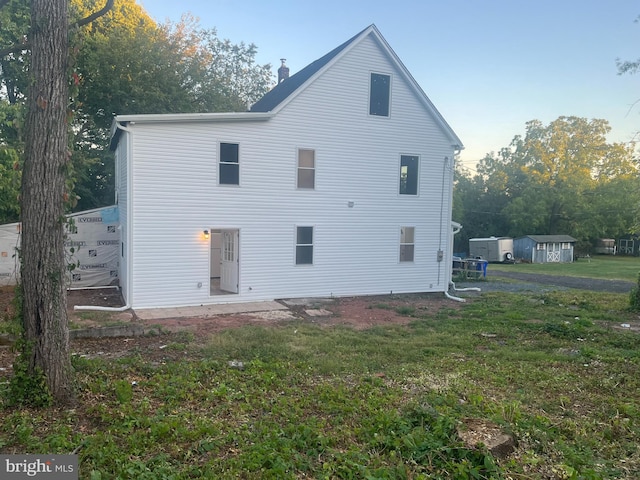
[
  {"xmin": 249, "ymin": 27, "xmax": 365, "ymax": 113},
  {"xmin": 250, "ymin": 24, "xmax": 463, "ymax": 149},
  {"xmin": 517, "ymin": 235, "xmax": 577, "ymax": 243},
  {"xmin": 110, "ymin": 25, "xmax": 463, "ymax": 151}
]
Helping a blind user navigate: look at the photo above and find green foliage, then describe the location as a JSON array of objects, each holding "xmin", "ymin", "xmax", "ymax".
[
  {"xmin": 454, "ymin": 116, "xmax": 639, "ymax": 249},
  {"xmin": 6, "ymin": 349, "xmax": 53, "ymax": 408},
  {"xmin": 395, "ymin": 305, "xmax": 415, "ymax": 316},
  {"xmin": 2, "ymin": 285, "xmax": 54, "ymax": 408},
  {"xmin": 2, "ymin": 289, "xmax": 639, "ymax": 477},
  {"xmin": 0, "ymin": 0, "xmax": 275, "ymax": 214},
  {"xmin": 6, "ymin": 326, "xmax": 54, "ymax": 408},
  {"xmin": 629, "ymin": 272, "xmax": 640, "ymax": 311},
  {"xmin": 113, "ymin": 379, "xmax": 133, "ymax": 404}
]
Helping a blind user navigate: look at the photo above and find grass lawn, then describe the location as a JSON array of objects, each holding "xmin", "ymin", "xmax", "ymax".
[
  {"xmin": 490, "ymin": 255, "xmax": 640, "ymax": 282},
  {"xmin": 1, "ymin": 290, "xmax": 639, "ymax": 479}
]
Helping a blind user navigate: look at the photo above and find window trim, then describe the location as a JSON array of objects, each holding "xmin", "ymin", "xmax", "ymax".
[
  {"xmin": 295, "ymin": 225, "xmax": 314, "ymax": 266},
  {"xmin": 296, "ymin": 147, "xmax": 316, "ymax": 190},
  {"xmin": 399, "ymin": 226, "xmax": 415, "ymax": 263},
  {"xmin": 369, "ymin": 72, "xmax": 392, "ymax": 117},
  {"xmin": 399, "ymin": 154, "xmax": 420, "ymax": 196},
  {"xmin": 218, "ymin": 141, "xmax": 240, "ymax": 186}
]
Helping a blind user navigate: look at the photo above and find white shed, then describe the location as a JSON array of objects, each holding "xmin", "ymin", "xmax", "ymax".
[{"xmin": 110, "ymin": 25, "xmax": 463, "ymax": 310}]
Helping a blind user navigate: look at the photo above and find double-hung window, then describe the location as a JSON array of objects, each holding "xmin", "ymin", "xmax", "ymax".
[
  {"xmin": 296, "ymin": 226, "xmax": 314, "ymax": 265},
  {"xmin": 400, "ymin": 227, "xmax": 415, "ymax": 262},
  {"xmin": 400, "ymin": 155, "xmax": 419, "ymax": 195},
  {"xmin": 219, "ymin": 142, "xmax": 239, "ymax": 185},
  {"xmin": 297, "ymin": 149, "xmax": 315, "ymax": 189}
]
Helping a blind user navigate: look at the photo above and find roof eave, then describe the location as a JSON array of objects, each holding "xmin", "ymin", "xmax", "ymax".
[
  {"xmin": 109, "ymin": 112, "xmax": 274, "ymax": 150},
  {"xmin": 114, "ymin": 111, "xmax": 274, "ymax": 124}
]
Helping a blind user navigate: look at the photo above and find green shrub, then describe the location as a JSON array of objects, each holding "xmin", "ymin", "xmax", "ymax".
[{"xmin": 629, "ymin": 272, "xmax": 640, "ymax": 311}]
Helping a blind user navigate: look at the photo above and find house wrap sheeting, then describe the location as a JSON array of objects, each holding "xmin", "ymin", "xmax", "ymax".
[{"xmin": 0, "ymin": 206, "xmax": 120, "ymax": 287}]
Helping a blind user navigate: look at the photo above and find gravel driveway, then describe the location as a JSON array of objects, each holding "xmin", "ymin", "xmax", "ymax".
[{"xmin": 455, "ymin": 270, "xmax": 635, "ymax": 295}]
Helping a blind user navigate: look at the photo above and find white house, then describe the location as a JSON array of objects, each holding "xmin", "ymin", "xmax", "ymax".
[{"xmin": 109, "ymin": 25, "xmax": 463, "ymax": 310}]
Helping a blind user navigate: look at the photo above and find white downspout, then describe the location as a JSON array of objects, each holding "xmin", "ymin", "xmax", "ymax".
[
  {"xmin": 75, "ymin": 120, "xmax": 133, "ymax": 312},
  {"xmin": 73, "ymin": 303, "xmax": 131, "ymax": 312},
  {"xmin": 446, "ymin": 151, "xmax": 481, "ymax": 302},
  {"xmin": 449, "ymin": 222, "xmax": 481, "ymax": 296},
  {"xmin": 446, "ymin": 221, "xmax": 467, "ymax": 302}
]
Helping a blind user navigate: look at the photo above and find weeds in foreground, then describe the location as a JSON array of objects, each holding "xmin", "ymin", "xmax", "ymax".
[
  {"xmin": 629, "ymin": 272, "xmax": 640, "ymax": 311},
  {"xmin": 0, "ymin": 290, "xmax": 638, "ymax": 479}
]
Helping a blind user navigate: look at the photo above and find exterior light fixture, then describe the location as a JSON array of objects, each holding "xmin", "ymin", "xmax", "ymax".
[{"xmin": 203, "ymin": 230, "xmax": 210, "ymax": 240}]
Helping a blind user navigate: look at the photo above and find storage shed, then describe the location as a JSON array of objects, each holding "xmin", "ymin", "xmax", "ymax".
[
  {"xmin": 513, "ymin": 235, "xmax": 576, "ymax": 263},
  {"xmin": 618, "ymin": 234, "xmax": 640, "ymax": 256}
]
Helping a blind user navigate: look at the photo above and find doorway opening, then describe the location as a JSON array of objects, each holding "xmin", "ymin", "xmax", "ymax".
[{"xmin": 209, "ymin": 229, "xmax": 239, "ymax": 296}]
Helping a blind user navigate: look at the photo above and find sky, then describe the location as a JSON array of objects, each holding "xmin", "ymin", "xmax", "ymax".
[{"xmin": 141, "ymin": 0, "xmax": 640, "ymax": 170}]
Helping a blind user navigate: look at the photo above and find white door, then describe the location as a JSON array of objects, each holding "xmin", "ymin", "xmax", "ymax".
[
  {"xmin": 220, "ymin": 230, "xmax": 239, "ymax": 293},
  {"xmin": 547, "ymin": 243, "xmax": 561, "ymax": 263}
]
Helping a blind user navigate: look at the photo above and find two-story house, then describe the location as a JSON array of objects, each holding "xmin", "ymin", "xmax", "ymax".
[{"xmin": 109, "ymin": 24, "xmax": 463, "ymax": 309}]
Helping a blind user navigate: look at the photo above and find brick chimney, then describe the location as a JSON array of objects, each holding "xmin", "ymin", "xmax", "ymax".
[{"xmin": 278, "ymin": 59, "xmax": 290, "ymax": 83}]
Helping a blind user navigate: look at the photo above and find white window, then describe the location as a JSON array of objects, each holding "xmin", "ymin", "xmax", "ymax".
[
  {"xmin": 561, "ymin": 242, "xmax": 570, "ymax": 249},
  {"xmin": 536, "ymin": 243, "xmax": 545, "ymax": 251},
  {"xmin": 296, "ymin": 226, "xmax": 313, "ymax": 265},
  {"xmin": 219, "ymin": 142, "xmax": 239, "ymax": 185},
  {"xmin": 297, "ymin": 149, "xmax": 315, "ymax": 189},
  {"xmin": 400, "ymin": 227, "xmax": 415, "ymax": 262},
  {"xmin": 400, "ymin": 155, "xmax": 419, "ymax": 195}
]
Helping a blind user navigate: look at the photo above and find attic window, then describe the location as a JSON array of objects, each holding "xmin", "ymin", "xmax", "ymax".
[
  {"xmin": 219, "ymin": 142, "xmax": 239, "ymax": 185},
  {"xmin": 369, "ymin": 73, "xmax": 390, "ymax": 117}
]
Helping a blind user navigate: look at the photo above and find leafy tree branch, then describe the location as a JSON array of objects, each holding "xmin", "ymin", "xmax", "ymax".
[{"xmin": 0, "ymin": 0, "xmax": 114, "ymax": 57}]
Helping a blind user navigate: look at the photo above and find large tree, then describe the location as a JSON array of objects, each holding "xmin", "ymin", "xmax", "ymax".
[
  {"xmin": 454, "ymin": 117, "xmax": 639, "ymax": 252},
  {"xmin": 1, "ymin": 1, "xmax": 274, "ymax": 214},
  {"xmin": 1, "ymin": 0, "xmax": 113, "ymax": 405},
  {"xmin": 20, "ymin": 0, "xmax": 73, "ymax": 404}
]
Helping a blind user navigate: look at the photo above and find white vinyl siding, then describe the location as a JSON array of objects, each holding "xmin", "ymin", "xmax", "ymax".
[{"xmin": 122, "ymin": 32, "xmax": 457, "ymax": 309}]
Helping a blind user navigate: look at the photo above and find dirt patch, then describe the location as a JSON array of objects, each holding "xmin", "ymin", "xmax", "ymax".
[
  {"xmin": 0, "ymin": 290, "xmax": 460, "ymax": 377},
  {"xmin": 321, "ymin": 294, "xmax": 455, "ymax": 330}
]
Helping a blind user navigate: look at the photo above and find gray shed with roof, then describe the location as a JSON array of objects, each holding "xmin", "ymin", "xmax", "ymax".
[{"xmin": 514, "ymin": 235, "xmax": 577, "ymax": 263}]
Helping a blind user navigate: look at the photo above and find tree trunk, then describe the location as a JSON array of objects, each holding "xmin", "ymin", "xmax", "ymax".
[{"xmin": 21, "ymin": 0, "xmax": 73, "ymax": 404}]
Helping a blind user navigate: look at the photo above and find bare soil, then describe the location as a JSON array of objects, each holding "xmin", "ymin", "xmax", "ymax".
[
  {"xmin": 1, "ymin": 272, "xmax": 638, "ymax": 377},
  {"xmin": 0, "ymin": 287, "xmax": 460, "ymax": 377}
]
